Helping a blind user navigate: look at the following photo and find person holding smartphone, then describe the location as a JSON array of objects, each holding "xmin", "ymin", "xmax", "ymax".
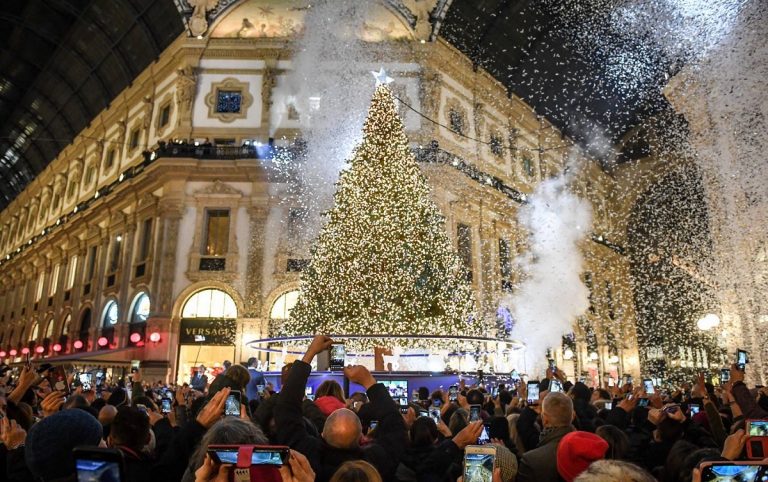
[
  {"xmin": 728, "ymin": 363, "xmax": 768, "ymax": 420},
  {"xmin": 516, "ymin": 392, "xmax": 576, "ymax": 482},
  {"xmin": 273, "ymin": 335, "xmax": 409, "ymax": 481}
]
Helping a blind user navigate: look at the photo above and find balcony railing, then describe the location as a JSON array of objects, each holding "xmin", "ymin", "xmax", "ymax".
[{"xmin": 155, "ymin": 143, "xmax": 265, "ymax": 160}]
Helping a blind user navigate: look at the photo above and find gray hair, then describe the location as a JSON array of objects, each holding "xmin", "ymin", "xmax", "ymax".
[
  {"xmin": 574, "ymin": 460, "xmax": 656, "ymax": 482},
  {"xmin": 542, "ymin": 392, "xmax": 574, "ymax": 427},
  {"xmin": 182, "ymin": 418, "xmax": 268, "ymax": 482}
]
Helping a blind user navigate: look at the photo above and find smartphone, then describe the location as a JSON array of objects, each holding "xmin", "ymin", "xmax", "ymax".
[
  {"xmin": 368, "ymin": 420, "xmax": 378, "ymax": 432},
  {"xmin": 399, "ymin": 405, "xmax": 409, "ymax": 415},
  {"xmin": 449, "ymin": 385, "xmax": 458, "ymax": 402},
  {"xmin": 527, "ymin": 381, "xmax": 540, "ymax": 405},
  {"xmin": 549, "ymin": 379, "xmax": 563, "ymax": 393},
  {"xmin": 306, "ymin": 394, "xmax": 315, "ymax": 401},
  {"xmin": 305, "ymin": 386, "xmax": 313, "ymax": 396},
  {"xmin": 257, "ymin": 384, "xmax": 265, "ymax": 396},
  {"xmin": 698, "ymin": 461, "xmax": 767, "ymax": 482},
  {"xmin": 429, "ymin": 408, "xmax": 441, "ymax": 425},
  {"xmin": 161, "ymin": 398, "xmax": 172, "ymax": 414},
  {"xmin": 412, "ymin": 389, "xmax": 419, "ymax": 402},
  {"xmin": 74, "ymin": 446, "xmax": 125, "ymax": 482},
  {"xmin": 477, "ymin": 424, "xmax": 490, "ymax": 445},
  {"xmin": 747, "ymin": 419, "xmax": 768, "ymax": 437},
  {"xmin": 637, "ymin": 398, "xmax": 650, "ymax": 408},
  {"xmin": 548, "ymin": 359, "xmax": 557, "ymax": 373},
  {"xmin": 721, "ymin": 368, "xmax": 731, "ymax": 383},
  {"xmin": 608, "ymin": 377, "xmax": 615, "ymax": 387},
  {"xmin": 605, "ymin": 402, "xmax": 613, "ymax": 410},
  {"xmin": 329, "ymin": 343, "xmax": 346, "ymax": 371},
  {"xmin": 737, "ymin": 349, "xmax": 748, "ymax": 371},
  {"xmin": 689, "ymin": 403, "xmax": 701, "ymax": 415},
  {"xmin": 463, "ymin": 445, "xmax": 496, "ymax": 481},
  {"xmin": 49, "ymin": 365, "xmax": 71, "ymax": 395},
  {"xmin": 418, "ymin": 409, "xmax": 429, "ymax": 418},
  {"xmin": 624, "ymin": 374, "xmax": 633, "ymax": 385},
  {"xmin": 207, "ymin": 445, "xmax": 289, "ymax": 466},
  {"xmin": 433, "ymin": 398, "xmax": 442, "ymax": 409},
  {"xmin": 225, "ymin": 390, "xmax": 241, "ymax": 417},
  {"xmin": 643, "ymin": 378, "xmax": 655, "ymax": 395},
  {"xmin": 469, "ymin": 404, "xmax": 481, "ymax": 422}
]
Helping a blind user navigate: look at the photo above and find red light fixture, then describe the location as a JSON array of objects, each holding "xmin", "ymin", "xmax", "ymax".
[
  {"xmin": 21, "ymin": 347, "xmax": 30, "ymax": 355},
  {"xmin": 9, "ymin": 349, "xmax": 18, "ymax": 357},
  {"xmin": 130, "ymin": 333, "xmax": 142, "ymax": 343},
  {"xmin": 52, "ymin": 344, "xmax": 62, "ymax": 353},
  {"xmin": 97, "ymin": 337, "xmax": 108, "ymax": 347},
  {"xmin": 73, "ymin": 340, "xmax": 84, "ymax": 350},
  {"xmin": 149, "ymin": 332, "xmax": 161, "ymax": 343},
  {"xmin": 35, "ymin": 346, "xmax": 45, "ymax": 354},
  {"xmin": 0, "ymin": 350, "xmax": 6, "ymax": 358}
]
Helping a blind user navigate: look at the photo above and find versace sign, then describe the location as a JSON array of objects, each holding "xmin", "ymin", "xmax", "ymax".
[{"xmin": 180, "ymin": 319, "xmax": 236, "ymax": 345}]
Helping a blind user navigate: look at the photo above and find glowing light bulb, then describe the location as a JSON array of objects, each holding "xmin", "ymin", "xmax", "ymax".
[
  {"xmin": 73, "ymin": 340, "xmax": 84, "ymax": 349},
  {"xmin": 97, "ymin": 337, "xmax": 109, "ymax": 347}
]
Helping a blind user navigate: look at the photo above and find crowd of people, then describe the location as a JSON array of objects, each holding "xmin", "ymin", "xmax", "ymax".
[{"xmin": 0, "ymin": 335, "xmax": 766, "ymax": 482}]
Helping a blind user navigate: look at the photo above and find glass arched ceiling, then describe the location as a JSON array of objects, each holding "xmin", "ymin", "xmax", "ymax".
[{"xmin": 182, "ymin": 289, "xmax": 238, "ymax": 319}]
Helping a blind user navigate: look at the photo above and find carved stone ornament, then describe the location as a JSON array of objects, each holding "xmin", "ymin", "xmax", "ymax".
[
  {"xmin": 194, "ymin": 180, "xmax": 244, "ymax": 197},
  {"xmin": 204, "ymin": 77, "xmax": 253, "ymax": 123},
  {"xmin": 187, "ymin": 0, "xmax": 219, "ymax": 37}
]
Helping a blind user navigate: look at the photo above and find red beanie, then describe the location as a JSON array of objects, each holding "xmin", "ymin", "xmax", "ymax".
[{"xmin": 556, "ymin": 431, "xmax": 609, "ymax": 482}]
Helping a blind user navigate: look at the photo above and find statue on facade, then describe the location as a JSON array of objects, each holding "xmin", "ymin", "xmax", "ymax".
[{"xmin": 187, "ymin": 0, "xmax": 219, "ymax": 37}]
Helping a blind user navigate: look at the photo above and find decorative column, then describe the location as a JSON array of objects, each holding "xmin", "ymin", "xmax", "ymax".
[{"xmin": 154, "ymin": 200, "xmax": 184, "ymax": 316}]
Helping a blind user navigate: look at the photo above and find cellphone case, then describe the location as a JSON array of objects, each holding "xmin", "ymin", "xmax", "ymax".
[{"xmin": 209, "ymin": 445, "xmax": 288, "ymax": 482}]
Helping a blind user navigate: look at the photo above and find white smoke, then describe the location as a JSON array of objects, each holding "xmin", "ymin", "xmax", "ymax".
[{"xmin": 508, "ymin": 170, "xmax": 593, "ymax": 376}]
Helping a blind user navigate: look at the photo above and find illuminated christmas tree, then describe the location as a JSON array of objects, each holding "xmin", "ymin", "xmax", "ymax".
[{"xmin": 281, "ymin": 70, "xmax": 484, "ymax": 347}]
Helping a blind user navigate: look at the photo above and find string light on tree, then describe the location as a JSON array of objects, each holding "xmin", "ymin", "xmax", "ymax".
[{"xmin": 280, "ymin": 71, "xmax": 489, "ymax": 349}]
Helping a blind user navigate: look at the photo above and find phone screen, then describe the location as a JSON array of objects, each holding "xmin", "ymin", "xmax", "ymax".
[
  {"xmin": 549, "ymin": 380, "xmax": 563, "ymax": 393},
  {"xmin": 737, "ymin": 350, "xmax": 748, "ymax": 370},
  {"xmin": 212, "ymin": 449, "xmax": 286, "ymax": 465},
  {"xmin": 527, "ymin": 382, "xmax": 540, "ymax": 404},
  {"xmin": 701, "ymin": 464, "xmax": 764, "ymax": 482},
  {"xmin": 748, "ymin": 420, "xmax": 768, "ymax": 437},
  {"xmin": 161, "ymin": 398, "xmax": 172, "ymax": 414},
  {"xmin": 418, "ymin": 409, "xmax": 428, "ymax": 418},
  {"xmin": 329, "ymin": 343, "xmax": 346, "ymax": 371},
  {"xmin": 624, "ymin": 374, "xmax": 633, "ymax": 385},
  {"xmin": 477, "ymin": 425, "xmax": 490, "ymax": 445},
  {"xmin": 690, "ymin": 404, "xmax": 701, "ymax": 415},
  {"xmin": 429, "ymin": 408, "xmax": 441, "ymax": 424},
  {"xmin": 49, "ymin": 366, "xmax": 70, "ymax": 394},
  {"xmin": 464, "ymin": 451, "xmax": 495, "ymax": 481},
  {"xmin": 720, "ymin": 368, "xmax": 731, "ymax": 383},
  {"xmin": 225, "ymin": 392, "xmax": 241, "ymax": 417},
  {"xmin": 399, "ymin": 405, "xmax": 409, "ymax": 414},
  {"xmin": 637, "ymin": 398, "xmax": 650, "ymax": 408},
  {"xmin": 469, "ymin": 405, "xmax": 481, "ymax": 422},
  {"xmin": 449, "ymin": 386, "xmax": 458, "ymax": 402},
  {"xmin": 608, "ymin": 377, "xmax": 615, "ymax": 387},
  {"xmin": 369, "ymin": 420, "xmax": 378, "ymax": 431},
  {"xmin": 76, "ymin": 459, "xmax": 122, "ymax": 482},
  {"xmin": 643, "ymin": 379, "xmax": 655, "ymax": 394},
  {"xmin": 605, "ymin": 402, "xmax": 613, "ymax": 410},
  {"xmin": 548, "ymin": 359, "xmax": 557, "ymax": 372}
]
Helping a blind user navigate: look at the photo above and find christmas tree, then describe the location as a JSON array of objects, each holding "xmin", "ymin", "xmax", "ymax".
[{"xmin": 281, "ymin": 71, "xmax": 485, "ymax": 348}]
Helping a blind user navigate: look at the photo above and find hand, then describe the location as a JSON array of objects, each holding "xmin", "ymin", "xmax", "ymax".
[
  {"xmin": 40, "ymin": 390, "xmax": 66, "ymax": 417},
  {"xmin": 402, "ymin": 407, "xmax": 417, "ymax": 428},
  {"xmin": 649, "ymin": 392, "xmax": 663, "ymax": 409},
  {"xmin": 148, "ymin": 410, "xmax": 165, "ymax": 426},
  {"xmin": 196, "ymin": 387, "xmax": 230, "ymax": 429},
  {"xmin": 647, "ymin": 408, "xmax": 665, "ymax": 426},
  {"xmin": 0, "ymin": 417, "xmax": 27, "ymax": 450},
  {"xmin": 343, "ymin": 365, "xmax": 376, "ymax": 390},
  {"xmin": 278, "ymin": 450, "xmax": 315, "ymax": 482},
  {"xmin": 457, "ymin": 393, "xmax": 469, "ymax": 410},
  {"xmin": 303, "ymin": 336, "xmax": 333, "ymax": 364},
  {"xmin": 240, "ymin": 404, "xmax": 249, "ymax": 421},
  {"xmin": 730, "ymin": 364, "xmax": 745, "ymax": 383},
  {"xmin": 436, "ymin": 419, "xmax": 452, "ymax": 437},
  {"xmin": 194, "ymin": 454, "xmax": 231, "ymax": 482},
  {"xmin": 451, "ymin": 420, "xmax": 483, "ymax": 449},
  {"xmin": 721, "ymin": 429, "xmax": 747, "ymax": 460}
]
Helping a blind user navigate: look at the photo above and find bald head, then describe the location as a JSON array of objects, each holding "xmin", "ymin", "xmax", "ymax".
[
  {"xmin": 322, "ymin": 408, "xmax": 362, "ymax": 449},
  {"xmin": 99, "ymin": 405, "xmax": 118, "ymax": 426},
  {"xmin": 541, "ymin": 392, "xmax": 574, "ymax": 428}
]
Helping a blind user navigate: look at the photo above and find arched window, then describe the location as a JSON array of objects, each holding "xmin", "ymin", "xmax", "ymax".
[
  {"xmin": 79, "ymin": 309, "xmax": 92, "ymax": 339},
  {"xmin": 270, "ymin": 290, "xmax": 300, "ymax": 320},
  {"xmin": 44, "ymin": 318, "xmax": 55, "ymax": 339},
  {"xmin": 131, "ymin": 292, "xmax": 151, "ymax": 323},
  {"xmin": 182, "ymin": 289, "xmax": 237, "ymax": 318},
  {"xmin": 29, "ymin": 322, "xmax": 39, "ymax": 343},
  {"xmin": 102, "ymin": 301, "xmax": 118, "ymax": 327},
  {"xmin": 61, "ymin": 314, "xmax": 71, "ymax": 337}
]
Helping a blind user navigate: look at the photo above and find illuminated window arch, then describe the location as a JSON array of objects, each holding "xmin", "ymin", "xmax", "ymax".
[
  {"xmin": 131, "ymin": 292, "xmax": 151, "ymax": 323},
  {"xmin": 61, "ymin": 313, "xmax": 71, "ymax": 337},
  {"xmin": 29, "ymin": 322, "xmax": 39, "ymax": 343},
  {"xmin": 270, "ymin": 290, "xmax": 300, "ymax": 320},
  {"xmin": 44, "ymin": 318, "xmax": 55, "ymax": 339},
  {"xmin": 102, "ymin": 301, "xmax": 119, "ymax": 327},
  {"xmin": 182, "ymin": 289, "xmax": 237, "ymax": 319}
]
